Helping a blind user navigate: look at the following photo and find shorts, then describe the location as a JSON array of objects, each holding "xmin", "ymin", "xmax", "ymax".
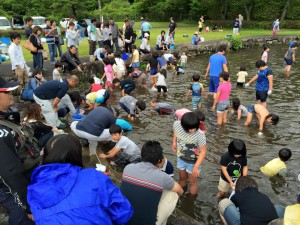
[
  {"xmin": 192, "ymin": 96, "xmax": 201, "ymax": 110},
  {"xmin": 209, "ymin": 76, "xmax": 220, "ymax": 93},
  {"xmin": 105, "ymin": 81, "xmax": 112, "ymax": 87},
  {"xmin": 236, "ymin": 82, "xmax": 244, "ymax": 87},
  {"xmin": 247, "ymin": 104, "xmax": 256, "ymax": 114},
  {"xmin": 180, "ymin": 62, "xmax": 186, "ymax": 67},
  {"xmin": 284, "ymin": 58, "xmax": 293, "ymax": 66},
  {"xmin": 256, "ymin": 90, "xmax": 268, "ymax": 102},
  {"xmin": 157, "ymin": 85, "xmax": 167, "ymax": 93},
  {"xmin": 150, "ymin": 68, "xmax": 158, "ymax": 75},
  {"xmin": 177, "ymin": 157, "xmax": 201, "ymax": 174},
  {"xmin": 217, "ymin": 100, "xmax": 230, "ymax": 113},
  {"xmin": 132, "ymin": 62, "xmax": 140, "ymax": 68},
  {"xmin": 218, "ymin": 177, "xmax": 231, "ymax": 193}
]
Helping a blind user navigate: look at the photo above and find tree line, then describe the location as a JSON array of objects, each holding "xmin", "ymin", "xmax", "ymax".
[{"xmin": 0, "ymin": 0, "xmax": 299, "ymax": 22}]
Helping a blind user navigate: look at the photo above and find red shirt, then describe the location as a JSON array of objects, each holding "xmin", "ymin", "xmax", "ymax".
[{"xmin": 91, "ymin": 84, "xmax": 102, "ymax": 92}]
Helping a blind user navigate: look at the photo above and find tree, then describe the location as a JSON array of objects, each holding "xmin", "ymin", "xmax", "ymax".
[
  {"xmin": 241, "ymin": 0, "xmax": 254, "ymax": 21},
  {"xmin": 280, "ymin": 0, "xmax": 290, "ymax": 21}
]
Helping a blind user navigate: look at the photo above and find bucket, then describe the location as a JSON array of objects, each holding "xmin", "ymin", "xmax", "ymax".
[
  {"xmin": 170, "ymin": 45, "xmax": 175, "ymax": 50},
  {"xmin": 0, "ymin": 44, "xmax": 8, "ymax": 54},
  {"xmin": 1, "ymin": 37, "xmax": 10, "ymax": 46},
  {"xmin": 122, "ymin": 53, "xmax": 128, "ymax": 61}
]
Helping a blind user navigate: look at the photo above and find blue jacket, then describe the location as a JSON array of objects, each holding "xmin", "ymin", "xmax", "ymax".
[{"xmin": 28, "ymin": 163, "xmax": 133, "ymax": 225}]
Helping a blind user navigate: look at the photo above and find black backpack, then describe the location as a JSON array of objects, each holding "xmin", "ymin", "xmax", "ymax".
[
  {"xmin": 0, "ymin": 120, "xmax": 42, "ymax": 171},
  {"xmin": 84, "ymin": 25, "xmax": 89, "ymax": 37},
  {"xmin": 132, "ymin": 31, "xmax": 137, "ymax": 44}
]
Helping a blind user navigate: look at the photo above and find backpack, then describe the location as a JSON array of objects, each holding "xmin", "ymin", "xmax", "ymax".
[
  {"xmin": 132, "ymin": 31, "xmax": 137, "ymax": 44},
  {"xmin": 0, "ymin": 120, "xmax": 42, "ymax": 171},
  {"xmin": 84, "ymin": 25, "xmax": 89, "ymax": 37}
]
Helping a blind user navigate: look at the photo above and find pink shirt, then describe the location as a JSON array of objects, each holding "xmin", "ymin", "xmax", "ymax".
[
  {"xmin": 261, "ymin": 51, "xmax": 268, "ymax": 63},
  {"xmin": 217, "ymin": 82, "xmax": 231, "ymax": 102},
  {"xmin": 104, "ymin": 64, "xmax": 114, "ymax": 82}
]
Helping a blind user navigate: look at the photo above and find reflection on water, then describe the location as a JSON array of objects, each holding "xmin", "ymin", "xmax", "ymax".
[{"xmin": 95, "ymin": 45, "xmax": 300, "ymax": 224}]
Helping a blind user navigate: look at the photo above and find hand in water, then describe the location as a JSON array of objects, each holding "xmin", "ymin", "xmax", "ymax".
[
  {"xmin": 267, "ymin": 90, "xmax": 272, "ymax": 95},
  {"xmin": 258, "ymin": 132, "xmax": 263, "ymax": 136},
  {"xmin": 245, "ymin": 83, "xmax": 249, "ymax": 87}
]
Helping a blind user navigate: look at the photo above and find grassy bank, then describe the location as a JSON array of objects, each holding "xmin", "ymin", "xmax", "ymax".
[{"xmin": 3, "ymin": 22, "xmax": 300, "ymax": 62}]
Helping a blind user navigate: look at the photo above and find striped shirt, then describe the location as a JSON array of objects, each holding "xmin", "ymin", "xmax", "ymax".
[{"xmin": 44, "ymin": 26, "xmax": 55, "ymax": 44}]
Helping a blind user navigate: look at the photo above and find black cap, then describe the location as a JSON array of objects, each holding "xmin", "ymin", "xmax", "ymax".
[{"xmin": 0, "ymin": 78, "xmax": 19, "ymax": 92}]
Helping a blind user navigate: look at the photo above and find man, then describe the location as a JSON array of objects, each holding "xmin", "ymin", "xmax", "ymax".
[
  {"xmin": 33, "ymin": 75, "xmax": 79, "ymax": 128},
  {"xmin": 233, "ymin": 16, "xmax": 240, "ymax": 36},
  {"xmin": 45, "ymin": 19, "xmax": 56, "ymax": 64},
  {"xmin": 8, "ymin": 32, "xmax": 29, "ymax": 93},
  {"xmin": 60, "ymin": 45, "xmax": 83, "ymax": 72},
  {"xmin": 93, "ymin": 45, "xmax": 108, "ymax": 61},
  {"xmin": 109, "ymin": 18, "xmax": 119, "ymax": 52},
  {"xmin": 24, "ymin": 17, "xmax": 33, "ymax": 39},
  {"xmin": 141, "ymin": 18, "xmax": 152, "ymax": 39},
  {"xmin": 0, "ymin": 78, "xmax": 35, "ymax": 225},
  {"xmin": 121, "ymin": 140, "xmax": 183, "ymax": 225},
  {"xmin": 205, "ymin": 45, "xmax": 228, "ymax": 98},
  {"xmin": 169, "ymin": 17, "xmax": 177, "ymax": 39},
  {"xmin": 87, "ymin": 18, "xmax": 97, "ymax": 62}
]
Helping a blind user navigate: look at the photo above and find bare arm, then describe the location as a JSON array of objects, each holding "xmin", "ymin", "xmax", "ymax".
[
  {"xmin": 242, "ymin": 166, "xmax": 248, "ymax": 176},
  {"xmin": 52, "ymin": 97, "xmax": 61, "ymax": 110},
  {"xmin": 191, "ymin": 144, "xmax": 207, "ymax": 178},
  {"xmin": 259, "ymin": 115, "xmax": 267, "ymax": 131},
  {"xmin": 221, "ymin": 166, "xmax": 234, "ymax": 188},
  {"xmin": 99, "ymin": 147, "xmax": 121, "ymax": 158},
  {"xmin": 172, "ymin": 132, "xmax": 177, "ymax": 152},
  {"xmin": 268, "ymin": 75, "xmax": 273, "ymax": 91},
  {"xmin": 205, "ymin": 62, "xmax": 210, "ymax": 77},
  {"xmin": 237, "ymin": 109, "xmax": 242, "ymax": 120},
  {"xmin": 212, "ymin": 91, "xmax": 221, "ymax": 108},
  {"xmin": 223, "ymin": 63, "xmax": 228, "ymax": 72},
  {"xmin": 247, "ymin": 74, "xmax": 258, "ymax": 85},
  {"xmin": 170, "ymin": 181, "xmax": 184, "ymax": 196}
]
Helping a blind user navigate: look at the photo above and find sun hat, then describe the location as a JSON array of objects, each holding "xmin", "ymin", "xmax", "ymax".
[
  {"xmin": 0, "ymin": 77, "xmax": 19, "ymax": 92},
  {"xmin": 144, "ymin": 33, "xmax": 150, "ymax": 37}
]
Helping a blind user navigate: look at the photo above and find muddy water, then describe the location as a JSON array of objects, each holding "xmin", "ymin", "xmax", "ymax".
[{"xmin": 99, "ymin": 45, "xmax": 300, "ymax": 225}]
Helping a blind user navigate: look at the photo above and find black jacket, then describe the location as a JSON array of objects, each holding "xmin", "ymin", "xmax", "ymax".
[
  {"xmin": 60, "ymin": 50, "xmax": 82, "ymax": 68},
  {"xmin": 29, "ymin": 34, "xmax": 44, "ymax": 54}
]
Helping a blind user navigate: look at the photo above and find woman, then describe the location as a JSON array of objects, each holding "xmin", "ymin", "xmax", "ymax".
[
  {"xmin": 96, "ymin": 21, "xmax": 104, "ymax": 48},
  {"xmin": 124, "ymin": 20, "xmax": 133, "ymax": 54},
  {"xmin": 102, "ymin": 20, "xmax": 111, "ymax": 48},
  {"xmin": 191, "ymin": 31, "xmax": 200, "ymax": 45},
  {"xmin": 66, "ymin": 22, "xmax": 81, "ymax": 50},
  {"xmin": 156, "ymin": 30, "xmax": 167, "ymax": 50},
  {"xmin": 51, "ymin": 20, "xmax": 62, "ymax": 58},
  {"xmin": 272, "ymin": 19, "xmax": 280, "ymax": 37},
  {"xmin": 198, "ymin": 16, "xmax": 204, "ymax": 33},
  {"xmin": 139, "ymin": 33, "xmax": 150, "ymax": 54},
  {"xmin": 21, "ymin": 68, "xmax": 43, "ymax": 101},
  {"xmin": 30, "ymin": 26, "xmax": 44, "ymax": 69},
  {"xmin": 27, "ymin": 134, "xmax": 133, "ymax": 224}
]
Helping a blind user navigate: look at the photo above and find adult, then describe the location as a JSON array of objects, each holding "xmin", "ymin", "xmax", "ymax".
[
  {"xmin": 109, "ymin": 17, "xmax": 119, "ymax": 51},
  {"xmin": 45, "ymin": 19, "xmax": 56, "ymax": 64},
  {"xmin": 102, "ymin": 20, "xmax": 111, "ymax": 48},
  {"xmin": 121, "ymin": 140, "xmax": 183, "ymax": 225},
  {"xmin": 156, "ymin": 30, "xmax": 167, "ymax": 50},
  {"xmin": 0, "ymin": 78, "xmax": 35, "ymax": 225},
  {"xmin": 87, "ymin": 18, "xmax": 97, "ymax": 62},
  {"xmin": 205, "ymin": 45, "xmax": 228, "ymax": 98},
  {"xmin": 191, "ymin": 31, "xmax": 200, "ymax": 45},
  {"xmin": 30, "ymin": 26, "xmax": 44, "ymax": 69},
  {"xmin": 140, "ymin": 17, "xmax": 145, "ymax": 37},
  {"xmin": 233, "ymin": 17, "xmax": 240, "ymax": 36},
  {"xmin": 272, "ymin": 19, "xmax": 280, "ymax": 37},
  {"xmin": 60, "ymin": 45, "xmax": 83, "ymax": 72},
  {"xmin": 141, "ymin": 18, "xmax": 152, "ymax": 39},
  {"xmin": 169, "ymin": 17, "xmax": 177, "ymax": 39},
  {"xmin": 124, "ymin": 20, "xmax": 134, "ymax": 54},
  {"xmin": 21, "ymin": 68, "xmax": 43, "ymax": 101},
  {"xmin": 8, "ymin": 32, "xmax": 29, "ymax": 93},
  {"xmin": 93, "ymin": 45, "xmax": 108, "ymax": 62},
  {"xmin": 284, "ymin": 43, "xmax": 298, "ymax": 76},
  {"xmin": 70, "ymin": 106, "xmax": 116, "ymax": 156},
  {"xmin": 66, "ymin": 22, "xmax": 81, "ymax": 50},
  {"xmin": 27, "ymin": 134, "xmax": 133, "ymax": 224},
  {"xmin": 24, "ymin": 17, "xmax": 33, "ymax": 39},
  {"xmin": 238, "ymin": 14, "xmax": 244, "ymax": 32},
  {"xmin": 66, "ymin": 16, "xmax": 76, "ymax": 29},
  {"xmin": 219, "ymin": 176, "xmax": 280, "ymax": 225},
  {"xmin": 198, "ymin": 16, "xmax": 204, "ymax": 33},
  {"xmin": 51, "ymin": 20, "xmax": 62, "ymax": 58},
  {"xmin": 95, "ymin": 21, "xmax": 104, "ymax": 48},
  {"xmin": 33, "ymin": 75, "xmax": 79, "ymax": 128},
  {"xmin": 139, "ymin": 33, "xmax": 151, "ymax": 54}
]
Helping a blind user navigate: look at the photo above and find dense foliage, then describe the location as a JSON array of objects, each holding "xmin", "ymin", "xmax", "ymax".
[{"xmin": 0, "ymin": 0, "xmax": 299, "ymax": 23}]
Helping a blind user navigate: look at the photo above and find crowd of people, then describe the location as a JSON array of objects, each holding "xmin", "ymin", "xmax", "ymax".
[{"xmin": 0, "ymin": 14, "xmax": 299, "ymax": 225}]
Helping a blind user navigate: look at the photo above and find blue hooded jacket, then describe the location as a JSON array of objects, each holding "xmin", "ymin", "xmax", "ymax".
[{"xmin": 27, "ymin": 163, "xmax": 133, "ymax": 225}]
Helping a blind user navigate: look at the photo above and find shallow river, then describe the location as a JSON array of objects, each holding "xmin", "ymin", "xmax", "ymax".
[{"xmin": 97, "ymin": 45, "xmax": 300, "ymax": 225}]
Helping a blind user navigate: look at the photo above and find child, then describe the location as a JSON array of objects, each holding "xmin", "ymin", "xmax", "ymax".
[
  {"xmin": 113, "ymin": 78, "xmax": 136, "ymax": 96},
  {"xmin": 219, "ymin": 26, "xmax": 223, "ymax": 32},
  {"xmin": 53, "ymin": 61, "xmax": 63, "ymax": 80},
  {"xmin": 260, "ymin": 148, "xmax": 292, "ymax": 177},
  {"xmin": 147, "ymin": 51, "xmax": 159, "ymax": 85},
  {"xmin": 236, "ymin": 65, "xmax": 248, "ymax": 87},
  {"xmin": 217, "ymin": 139, "xmax": 248, "ymax": 198},
  {"xmin": 24, "ymin": 103, "xmax": 62, "ymax": 147},
  {"xmin": 172, "ymin": 112, "xmax": 207, "ymax": 195},
  {"xmin": 212, "ymin": 25, "xmax": 217, "ymax": 32},
  {"xmin": 85, "ymin": 89, "xmax": 110, "ymax": 110},
  {"xmin": 93, "ymin": 45, "xmax": 108, "ymax": 61},
  {"xmin": 88, "ymin": 76, "xmax": 102, "ymax": 93},
  {"xmin": 150, "ymin": 98, "xmax": 175, "ymax": 115},
  {"xmin": 284, "ymin": 43, "xmax": 298, "ymax": 76},
  {"xmin": 245, "ymin": 60, "xmax": 273, "ymax": 107},
  {"xmin": 261, "ymin": 46, "xmax": 270, "ymax": 63},
  {"xmin": 175, "ymin": 109, "xmax": 206, "ymax": 132},
  {"xmin": 161, "ymin": 156, "xmax": 174, "ymax": 177},
  {"xmin": 130, "ymin": 45, "xmax": 140, "ymax": 69},
  {"xmin": 101, "ymin": 57, "xmax": 114, "ymax": 92},
  {"xmin": 152, "ymin": 69, "xmax": 168, "ymax": 95},
  {"xmin": 186, "ymin": 73, "xmax": 206, "ymax": 110},
  {"xmin": 230, "ymin": 98, "xmax": 248, "ymax": 120},
  {"xmin": 206, "ymin": 25, "xmax": 209, "ymax": 33},
  {"xmin": 212, "ymin": 72, "xmax": 232, "ymax": 125},
  {"xmin": 130, "ymin": 67, "xmax": 147, "ymax": 88},
  {"xmin": 180, "ymin": 51, "xmax": 188, "ymax": 68},
  {"xmin": 157, "ymin": 53, "xmax": 167, "ymax": 69},
  {"xmin": 119, "ymin": 95, "xmax": 146, "ymax": 121},
  {"xmin": 244, "ymin": 104, "xmax": 279, "ymax": 135},
  {"xmin": 22, "ymin": 68, "xmax": 43, "ymax": 101},
  {"xmin": 173, "ymin": 60, "xmax": 185, "ymax": 76},
  {"xmin": 99, "ymin": 124, "xmax": 141, "ymax": 166}
]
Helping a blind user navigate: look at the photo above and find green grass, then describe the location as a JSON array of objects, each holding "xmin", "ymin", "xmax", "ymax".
[{"xmin": 15, "ymin": 22, "xmax": 300, "ymax": 62}]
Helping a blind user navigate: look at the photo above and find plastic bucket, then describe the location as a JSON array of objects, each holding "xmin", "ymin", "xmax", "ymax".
[
  {"xmin": 170, "ymin": 45, "xmax": 175, "ymax": 50},
  {"xmin": 1, "ymin": 37, "xmax": 10, "ymax": 45},
  {"xmin": 122, "ymin": 53, "xmax": 128, "ymax": 61}
]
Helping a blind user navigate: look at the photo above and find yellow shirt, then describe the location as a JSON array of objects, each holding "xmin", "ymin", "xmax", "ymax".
[
  {"xmin": 260, "ymin": 158, "xmax": 286, "ymax": 177},
  {"xmin": 86, "ymin": 92, "xmax": 97, "ymax": 103},
  {"xmin": 284, "ymin": 204, "xmax": 300, "ymax": 225},
  {"xmin": 237, "ymin": 71, "xmax": 248, "ymax": 83},
  {"xmin": 133, "ymin": 49, "xmax": 139, "ymax": 63}
]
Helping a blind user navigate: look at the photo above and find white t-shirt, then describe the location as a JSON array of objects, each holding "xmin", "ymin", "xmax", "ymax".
[
  {"xmin": 115, "ymin": 136, "xmax": 141, "ymax": 162},
  {"xmin": 180, "ymin": 55, "xmax": 187, "ymax": 63},
  {"xmin": 237, "ymin": 71, "xmax": 248, "ymax": 83},
  {"xmin": 113, "ymin": 58, "xmax": 126, "ymax": 79},
  {"xmin": 261, "ymin": 51, "xmax": 268, "ymax": 63},
  {"xmin": 163, "ymin": 54, "xmax": 174, "ymax": 61},
  {"xmin": 53, "ymin": 69, "xmax": 61, "ymax": 80},
  {"xmin": 156, "ymin": 73, "xmax": 166, "ymax": 86}
]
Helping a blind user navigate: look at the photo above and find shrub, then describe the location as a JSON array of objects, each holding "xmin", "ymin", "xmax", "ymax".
[{"xmin": 225, "ymin": 36, "xmax": 243, "ymax": 50}]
